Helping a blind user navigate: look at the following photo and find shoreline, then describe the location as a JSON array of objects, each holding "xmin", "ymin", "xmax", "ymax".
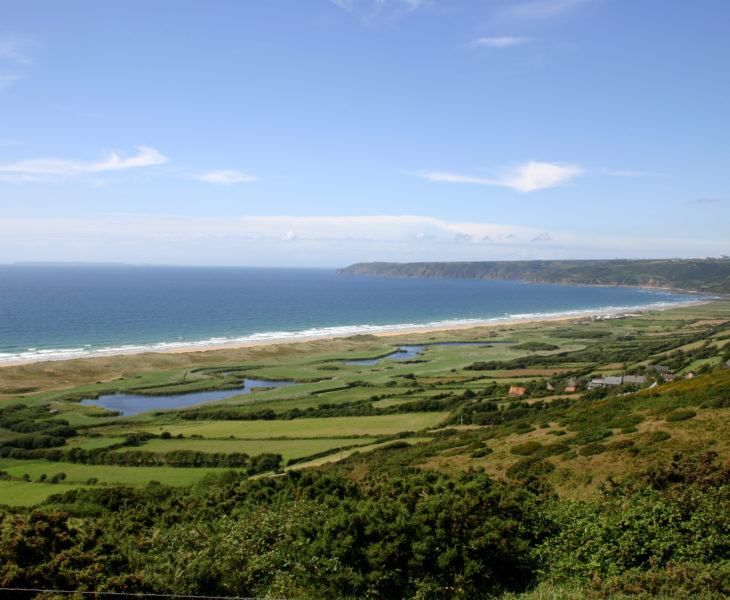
[{"xmin": 0, "ymin": 297, "xmax": 716, "ymax": 369}]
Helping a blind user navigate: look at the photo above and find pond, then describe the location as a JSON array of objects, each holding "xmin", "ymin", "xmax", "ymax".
[
  {"xmin": 343, "ymin": 341, "xmax": 513, "ymax": 365},
  {"xmin": 80, "ymin": 378, "xmax": 298, "ymax": 417}
]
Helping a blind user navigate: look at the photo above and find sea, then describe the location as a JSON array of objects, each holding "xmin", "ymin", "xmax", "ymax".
[{"xmin": 0, "ymin": 265, "xmax": 710, "ymax": 365}]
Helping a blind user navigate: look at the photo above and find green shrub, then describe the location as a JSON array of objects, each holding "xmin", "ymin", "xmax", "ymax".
[
  {"xmin": 514, "ymin": 342, "xmax": 559, "ymax": 351},
  {"xmin": 665, "ymin": 409, "xmax": 697, "ymax": 422},
  {"xmin": 649, "ymin": 430, "xmax": 671, "ymax": 443},
  {"xmin": 470, "ymin": 448, "xmax": 493, "ymax": 458},
  {"xmin": 513, "ymin": 423, "xmax": 536, "ymax": 434},
  {"xmin": 607, "ymin": 439, "xmax": 634, "ymax": 451},
  {"xmin": 571, "ymin": 429, "xmax": 611, "ymax": 446},
  {"xmin": 579, "ymin": 443, "xmax": 607, "ymax": 457},
  {"xmin": 511, "ymin": 441, "xmax": 542, "ymax": 456},
  {"xmin": 607, "ymin": 414, "xmax": 644, "ymax": 428},
  {"xmin": 506, "ymin": 456, "xmax": 555, "ymax": 479},
  {"xmin": 537, "ymin": 442, "xmax": 571, "ymax": 457}
]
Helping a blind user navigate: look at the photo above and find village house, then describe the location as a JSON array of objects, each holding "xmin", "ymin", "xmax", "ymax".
[
  {"xmin": 587, "ymin": 374, "xmax": 646, "ymax": 389},
  {"xmin": 508, "ymin": 386, "xmax": 526, "ymax": 396}
]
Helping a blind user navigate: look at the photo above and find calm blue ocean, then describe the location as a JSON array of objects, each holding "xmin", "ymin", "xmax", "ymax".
[{"xmin": 0, "ymin": 265, "xmax": 706, "ymax": 365}]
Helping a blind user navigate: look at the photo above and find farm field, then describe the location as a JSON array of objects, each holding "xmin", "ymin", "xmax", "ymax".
[
  {"xmin": 0, "ymin": 459, "xmax": 226, "ymax": 487},
  {"xmin": 123, "ymin": 413, "xmax": 449, "ymax": 439},
  {"xmin": 110, "ymin": 436, "xmax": 380, "ymax": 460}
]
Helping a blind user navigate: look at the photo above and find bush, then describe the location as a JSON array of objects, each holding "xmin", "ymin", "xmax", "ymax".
[
  {"xmin": 511, "ymin": 441, "xmax": 542, "ymax": 456},
  {"xmin": 506, "ymin": 456, "xmax": 555, "ymax": 479},
  {"xmin": 470, "ymin": 448, "xmax": 493, "ymax": 458},
  {"xmin": 579, "ymin": 443, "xmax": 607, "ymax": 457},
  {"xmin": 537, "ymin": 442, "xmax": 571, "ymax": 457},
  {"xmin": 665, "ymin": 409, "xmax": 697, "ymax": 422},
  {"xmin": 607, "ymin": 439, "xmax": 635, "ymax": 452},
  {"xmin": 513, "ymin": 423, "xmax": 536, "ymax": 435},
  {"xmin": 571, "ymin": 429, "xmax": 612, "ymax": 445},
  {"xmin": 649, "ymin": 431, "xmax": 671, "ymax": 444}
]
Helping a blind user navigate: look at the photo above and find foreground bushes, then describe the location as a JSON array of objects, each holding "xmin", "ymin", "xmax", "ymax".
[{"xmin": 1, "ymin": 454, "xmax": 728, "ymax": 599}]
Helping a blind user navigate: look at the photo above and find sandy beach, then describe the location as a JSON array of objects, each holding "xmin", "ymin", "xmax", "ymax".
[
  {"xmin": 146, "ymin": 302, "xmax": 710, "ymax": 359},
  {"xmin": 0, "ymin": 298, "xmax": 715, "ymax": 369}
]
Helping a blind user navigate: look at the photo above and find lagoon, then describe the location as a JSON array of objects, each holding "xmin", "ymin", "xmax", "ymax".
[{"xmin": 80, "ymin": 378, "xmax": 298, "ymax": 416}]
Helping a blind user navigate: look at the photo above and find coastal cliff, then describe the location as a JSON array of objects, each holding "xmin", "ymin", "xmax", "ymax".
[{"xmin": 338, "ymin": 258, "xmax": 730, "ymax": 295}]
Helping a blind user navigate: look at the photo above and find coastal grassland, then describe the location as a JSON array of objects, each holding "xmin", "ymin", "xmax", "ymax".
[
  {"xmin": 0, "ymin": 335, "xmax": 400, "ymax": 402},
  {"xmin": 111, "ymin": 413, "xmax": 449, "ymax": 439},
  {"xmin": 0, "ymin": 299, "xmax": 728, "ymax": 509}
]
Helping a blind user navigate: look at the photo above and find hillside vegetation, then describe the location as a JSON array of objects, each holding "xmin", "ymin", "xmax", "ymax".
[
  {"xmin": 338, "ymin": 258, "xmax": 730, "ymax": 295},
  {"xmin": 1, "ymin": 300, "xmax": 730, "ymax": 598}
]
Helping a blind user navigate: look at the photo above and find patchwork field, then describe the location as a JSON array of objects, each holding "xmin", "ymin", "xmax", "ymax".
[{"xmin": 1, "ymin": 299, "xmax": 729, "ymax": 507}]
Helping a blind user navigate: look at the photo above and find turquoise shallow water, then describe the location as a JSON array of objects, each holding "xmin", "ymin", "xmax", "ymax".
[{"xmin": 0, "ymin": 265, "xmax": 706, "ymax": 365}]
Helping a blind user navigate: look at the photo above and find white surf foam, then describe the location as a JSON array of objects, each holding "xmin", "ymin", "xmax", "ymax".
[{"xmin": 0, "ymin": 296, "xmax": 711, "ymax": 366}]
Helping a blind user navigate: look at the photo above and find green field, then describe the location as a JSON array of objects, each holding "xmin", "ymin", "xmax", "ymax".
[
  {"xmin": 131, "ymin": 412, "xmax": 448, "ymax": 439},
  {"xmin": 121, "ymin": 436, "xmax": 379, "ymax": 461},
  {"xmin": 0, "ymin": 459, "xmax": 227, "ymax": 486},
  {"xmin": 0, "ymin": 479, "xmax": 84, "ymax": 507}
]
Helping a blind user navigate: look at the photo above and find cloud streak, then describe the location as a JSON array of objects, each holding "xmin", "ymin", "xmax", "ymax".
[
  {"xmin": 471, "ymin": 36, "xmax": 530, "ymax": 48},
  {"xmin": 0, "ymin": 38, "xmax": 32, "ymax": 64},
  {"xmin": 412, "ymin": 161, "xmax": 583, "ymax": 192},
  {"xmin": 329, "ymin": 0, "xmax": 426, "ymax": 22},
  {"xmin": 0, "ymin": 74, "xmax": 23, "ymax": 91},
  {"xmin": 500, "ymin": 0, "xmax": 594, "ymax": 20},
  {"xmin": 0, "ymin": 146, "xmax": 169, "ymax": 183},
  {"xmin": 195, "ymin": 170, "xmax": 258, "ymax": 184}
]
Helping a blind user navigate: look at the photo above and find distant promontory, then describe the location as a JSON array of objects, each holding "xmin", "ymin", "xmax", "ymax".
[{"xmin": 338, "ymin": 258, "xmax": 730, "ymax": 295}]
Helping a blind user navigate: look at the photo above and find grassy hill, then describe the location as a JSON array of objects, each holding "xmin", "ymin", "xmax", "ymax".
[{"xmin": 338, "ymin": 258, "xmax": 730, "ymax": 295}]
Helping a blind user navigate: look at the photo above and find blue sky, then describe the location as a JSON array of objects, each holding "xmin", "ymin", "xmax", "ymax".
[{"xmin": 1, "ymin": 0, "xmax": 728, "ymax": 266}]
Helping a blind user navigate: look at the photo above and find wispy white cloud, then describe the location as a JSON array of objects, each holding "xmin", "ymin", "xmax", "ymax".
[
  {"xmin": 0, "ymin": 146, "xmax": 169, "ymax": 183},
  {"xmin": 0, "ymin": 74, "xmax": 23, "ymax": 91},
  {"xmin": 500, "ymin": 0, "xmax": 594, "ymax": 20},
  {"xmin": 330, "ymin": 0, "xmax": 424, "ymax": 9},
  {"xmin": 195, "ymin": 170, "xmax": 258, "ymax": 184},
  {"xmin": 400, "ymin": 0, "xmax": 426, "ymax": 9},
  {"xmin": 501, "ymin": 161, "xmax": 583, "ymax": 191},
  {"xmin": 0, "ymin": 38, "xmax": 32, "ymax": 64},
  {"xmin": 471, "ymin": 36, "xmax": 530, "ymax": 48},
  {"xmin": 329, "ymin": 0, "xmax": 426, "ymax": 22},
  {"xmin": 411, "ymin": 161, "xmax": 583, "ymax": 192},
  {"xmin": 531, "ymin": 232, "xmax": 553, "ymax": 242}
]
